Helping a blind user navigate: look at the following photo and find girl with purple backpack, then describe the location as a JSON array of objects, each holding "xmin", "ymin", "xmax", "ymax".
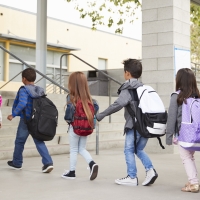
[{"xmin": 166, "ymin": 68, "xmax": 199, "ymax": 193}]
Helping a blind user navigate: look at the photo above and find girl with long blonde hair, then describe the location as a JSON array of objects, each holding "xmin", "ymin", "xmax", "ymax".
[{"xmin": 62, "ymin": 72, "xmax": 99, "ymax": 180}]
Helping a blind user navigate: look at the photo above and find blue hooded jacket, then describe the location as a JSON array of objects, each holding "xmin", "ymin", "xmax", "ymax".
[{"xmin": 12, "ymin": 85, "xmax": 45, "ymax": 119}]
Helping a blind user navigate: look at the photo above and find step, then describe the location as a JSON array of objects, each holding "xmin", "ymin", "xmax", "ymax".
[
  {"xmin": 0, "ymin": 134, "xmax": 61, "ymax": 148},
  {"xmin": 0, "ymin": 125, "xmax": 69, "ymax": 136},
  {"xmin": 0, "ymin": 140, "xmax": 121, "ymax": 160},
  {"xmin": 0, "ymin": 133, "xmax": 175, "ymax": 161},
  {"xmin": 0, "ymin": 120, "xmax": 125, "ymax": 135},
  {"xmin": 59, "ymin": 130, "xmax": 125, "ymax": 145},
  {"xmin": 0, "ymin": 127, "xmax": 124, "ymax": 152}
]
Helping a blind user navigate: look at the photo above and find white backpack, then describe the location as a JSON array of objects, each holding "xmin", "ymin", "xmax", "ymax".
[{"xmin": 126, "ymin": 85, "xmax": 167, "ymax": 150}]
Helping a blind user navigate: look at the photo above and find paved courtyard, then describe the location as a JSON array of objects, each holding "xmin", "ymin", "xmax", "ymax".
[{"xmin": 0, "ymin": 148, "xmax": 200, "ymax": 200}]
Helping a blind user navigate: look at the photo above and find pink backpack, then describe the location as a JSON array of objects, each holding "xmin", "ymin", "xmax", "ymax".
[{"xmin": 0, "ymin": 95, "xmax": 2, "ymax": 107}]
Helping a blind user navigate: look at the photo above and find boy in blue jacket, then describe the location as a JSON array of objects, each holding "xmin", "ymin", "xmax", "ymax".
[{"xmin": 7, "ymin": 68, "xmax": 53, "ymax": 173}]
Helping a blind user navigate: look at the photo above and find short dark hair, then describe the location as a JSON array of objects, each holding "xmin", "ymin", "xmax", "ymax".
[
  {"xmin": 22, "ymin": 68, "xmax": 36, "ymax": 82},
  {"xmin": 123, "ymin": 59, "xmax": 142, "ymax": 78}
]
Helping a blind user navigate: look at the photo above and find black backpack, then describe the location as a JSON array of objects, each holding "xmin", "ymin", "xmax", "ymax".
[
  {"xmin": 24, "ymin": 96, "xmax": 58, "ymax": 141},
  {"xmin": 126, "ymin": 86, "xmax": 167, "ymax": 151}
]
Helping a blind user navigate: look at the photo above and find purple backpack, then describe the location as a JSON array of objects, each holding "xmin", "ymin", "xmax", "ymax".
[{"xmin": 178, "ymin": 96, "xmax": 200, "ymax": 151}]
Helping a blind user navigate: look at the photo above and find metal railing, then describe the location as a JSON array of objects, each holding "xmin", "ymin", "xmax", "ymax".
[
  {"xmin": 0, "ymin": 46, "xmax": 123, "ymax": 155},
  {"xmin": 60, "ymin": 53, "xmax": 122, "ymax": 155},
  {"xmin": 191, "ymin": 62, "xmax": 200, "ymax": 86},
  {"xmin": 60, "ymin": 53, "xmax": 122, "ymax": 124},
  {"xmin": 60, "ymin": 53, "xmax": 121, "ymax": 92},
  {"xmin": 0, "ymin": 45, "xmax": 69, "ymax": 93}
]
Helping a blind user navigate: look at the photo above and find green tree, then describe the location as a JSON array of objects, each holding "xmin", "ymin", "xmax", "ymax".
[
  {"xmin": 66, "ymin": 0, "xmax": 141, "ymax": 34},
  {"xmin": 191, "ymin": 3, "xmax": 200, "ymax": 63}
]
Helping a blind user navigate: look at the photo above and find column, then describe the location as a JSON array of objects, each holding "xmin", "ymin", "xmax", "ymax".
[
  {"xmin": 142, "ymin": 0, "xmax": 190, "ymax": 153},
  {"xmin": 142, "ymin": 0, "xmax": 190, "ymax": 107},
  {"xmin": 4, "ymin": 41, "xmax": 9, "ymax": 82},
  {"xmin": 36, "ymin": 0, "xmax": 47, "ymax": 91}
]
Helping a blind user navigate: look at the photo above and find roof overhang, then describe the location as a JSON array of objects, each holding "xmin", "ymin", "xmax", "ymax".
[
  {"xmin": 0, "ymin": 33, "xmax": 80, "ymax": 51},
  {"xmin": 191, "ymin": 0, "xmax": 200, "ymax": 5}
]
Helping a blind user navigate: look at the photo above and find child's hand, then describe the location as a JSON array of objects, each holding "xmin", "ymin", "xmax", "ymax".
[
  {"xmin": 96, "ymin": 114, "xmax": 101, "ymax": 122},
  {"xmin": 7, "ymin": 115, "xmax": 13, "ymax": 121}
]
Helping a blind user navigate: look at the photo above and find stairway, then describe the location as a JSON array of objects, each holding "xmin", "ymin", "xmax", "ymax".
[
  {"xmin": 0, "ymin": 92, "xmax": 126, "ymax": 160},
  {"xmin": 0, "ymin": 91, "xmax": 174, "ymax": 160}
]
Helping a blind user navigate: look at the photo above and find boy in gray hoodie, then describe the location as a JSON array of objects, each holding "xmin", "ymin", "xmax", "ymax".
[
  {"xmin": 96, "ymin": 59, "xmax": 158, "ymax": 186},
  {"xmin": 7, "ymin": 68, "xmax": 53, "ymax": 173}
]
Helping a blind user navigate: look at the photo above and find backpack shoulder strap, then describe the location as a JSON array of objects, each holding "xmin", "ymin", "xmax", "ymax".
[
  {"xmin": 128, "ymin": 89, "xmax": 139, "ymax": 101},
  {"xmin": 171, "ymin": 90, "xmax": 180, "ymax": 96},
  {"xmin": 66, "ymin": 94, "xmax": 70, "ymax": 103}
]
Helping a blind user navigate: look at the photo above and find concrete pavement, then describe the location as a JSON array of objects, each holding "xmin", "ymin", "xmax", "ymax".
[{"xmin": 0, "ymin": 148, "xmax": 200, "ymax": 200}]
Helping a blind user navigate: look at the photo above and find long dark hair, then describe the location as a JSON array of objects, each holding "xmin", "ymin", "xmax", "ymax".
[{"xmin": 176, "ymin": 68, "xmax": 200, "ymax": 105}]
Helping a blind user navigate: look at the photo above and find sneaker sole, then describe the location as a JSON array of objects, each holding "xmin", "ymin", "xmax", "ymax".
[
  {"xmin": 115, "ymin": 180, "xmax": 138, "ymax": 186},
  {"xmin": 61, "ymin": 175, "xmax": 75, "ymax": 180},
  {"xmin": 90, "ymin": 164, "xmax": 98, "ymax": 181},
  {"xmin": 42, "ymin": 166, "xmax": 54, "ymax": 173},
  {"xmin": 8, "ymin": 166, "xmax": 22, "ymax": 170},
  {"xmin": 142, "ymin": 175, "xmax": 158, "ymax": 186}
]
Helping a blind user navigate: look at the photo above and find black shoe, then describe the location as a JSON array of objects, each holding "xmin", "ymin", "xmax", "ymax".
[
  {"xmin": 7, "ymin": 161, "xmax": 22, "ymax": 170},
  {"xmin": 42, "ymin": 163, "xmax": 54, "ymax": 173},
  {"xmin": 89, "ymin": 161, "xmax": 98, "ymax": 181},
  {"xmin": 61, "ymin": 170, "xmax": 76, "ymax": 180}
]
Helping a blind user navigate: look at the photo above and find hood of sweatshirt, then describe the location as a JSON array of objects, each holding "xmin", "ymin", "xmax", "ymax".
[
  {"xmin": 117, "ymin": 78, "xmax": 143, "ymax": 94},
  {"xmin": 24, "ymin": 84, "xmax": 45, "ymax": 98}
]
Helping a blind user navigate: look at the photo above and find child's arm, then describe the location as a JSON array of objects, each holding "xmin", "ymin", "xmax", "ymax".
[
  {"xmin": 96, "ymin": 90, "xmax": 131, "ymax": 121},
  {"xmin": 166, "ymin": 93, "xmax": 178, "ymax": 145},
  {"xmin": 92, "ymin": 99, "xmax": 99, "ymax": 115},
  {"xmin": 11, "ymin": 88, "xmax": 28, "ymax": 119}
]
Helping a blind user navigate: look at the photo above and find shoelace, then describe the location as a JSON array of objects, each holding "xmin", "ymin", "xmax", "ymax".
[
  {"xmin": 119, "ymin": 175, "xmax": 130, "ymax": 180},
  {"xmin": 144, "ymin": 170, "xmax": 154, "ymax": 180}
]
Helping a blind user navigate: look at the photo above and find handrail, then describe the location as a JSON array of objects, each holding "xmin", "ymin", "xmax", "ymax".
[
  {"xmin": 60, "ymin": 53, "xmax": 122, "ymax": 93},
  {"xmin": 0, "ymin": 70, "xmax": 23, "ymax": 89},
  {"xmin": 0, "ymin": 45, "xmax": 69, "ymax": 93},
  {"xmin": 35, "ymin": 73, "xmax": 55, "ymax": 84}
]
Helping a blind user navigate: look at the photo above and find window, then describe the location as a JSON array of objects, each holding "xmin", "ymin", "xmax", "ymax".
[
  {"xmin": 8, "ymin": 44, "xmax": 68, "ymax": 82},
  {"xmin": 10, "ymin": 45, "xmax": 35, "ymax": 62},
  {"xmin": 98, "ymin": 58, "xmax": 107, "ymax": 70}
]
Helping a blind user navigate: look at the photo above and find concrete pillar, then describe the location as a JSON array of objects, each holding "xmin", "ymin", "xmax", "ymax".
[
  {"xmin": 4, "ymin": 41, "xmax": 9, "ymax": 82},
  {"xmin": 142, "ymin": 0, "xmax": 190, "ymax": 108},
  {"xmin": 36, "ymin": 0, "xmax": 47, "ymax": 91}
]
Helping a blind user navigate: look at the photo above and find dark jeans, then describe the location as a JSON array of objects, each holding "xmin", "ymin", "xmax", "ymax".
[{"xmin": 12, "ymin": 118, "xmax": 53, "ymax": 167}]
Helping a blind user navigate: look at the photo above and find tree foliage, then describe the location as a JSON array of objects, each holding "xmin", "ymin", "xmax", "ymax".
[
  {"xmin": 191, "ymin": 3, "xmax": 200, "ymax": 63},
  {"xmin": 66, "ymin": 0, "xmax": 141, "ymax": 34}
]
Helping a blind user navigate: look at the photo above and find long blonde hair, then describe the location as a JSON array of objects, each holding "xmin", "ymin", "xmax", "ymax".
[{"xmin": 68, "ymin": 72, "xmax": 93, "ymax": 127}]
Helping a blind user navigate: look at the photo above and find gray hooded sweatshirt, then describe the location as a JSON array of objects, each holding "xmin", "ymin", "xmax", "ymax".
[
  {"xmin": 166, "ymin": 93, "xmax": 182, "ymax": 145},
  {"xmin": 24, "ymin": 84, "xmax": 45, "ymax": 98},
  {"xmin": 96, "ymin": 78, "xmax": 143, "ymax": 130}
]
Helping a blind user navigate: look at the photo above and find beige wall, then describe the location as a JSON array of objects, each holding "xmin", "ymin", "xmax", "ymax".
[{"xmin": 0, "ymin": 5, "xmax": 141, "ymax": 72}]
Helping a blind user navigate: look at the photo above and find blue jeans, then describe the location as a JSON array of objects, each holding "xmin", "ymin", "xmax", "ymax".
[
  {"xmin": 124, "ymin": 129, "xmax": 153, "ymax": 178},
  {"xmin": 69, "ymin": 126, "xmax": 93, "ymax": 171},
  {"xmin": 13, "ymin": 118, "xmax": 53, "ymax": 167}
]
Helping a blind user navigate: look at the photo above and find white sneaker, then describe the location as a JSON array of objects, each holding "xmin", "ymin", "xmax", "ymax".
[
  {"xmin": 142, "ymin": 168, "xmax": 158, "ymax": 186},
  {"xmin": 115, "ymin": 175, "xmax": 138, "ymax": 186}
]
